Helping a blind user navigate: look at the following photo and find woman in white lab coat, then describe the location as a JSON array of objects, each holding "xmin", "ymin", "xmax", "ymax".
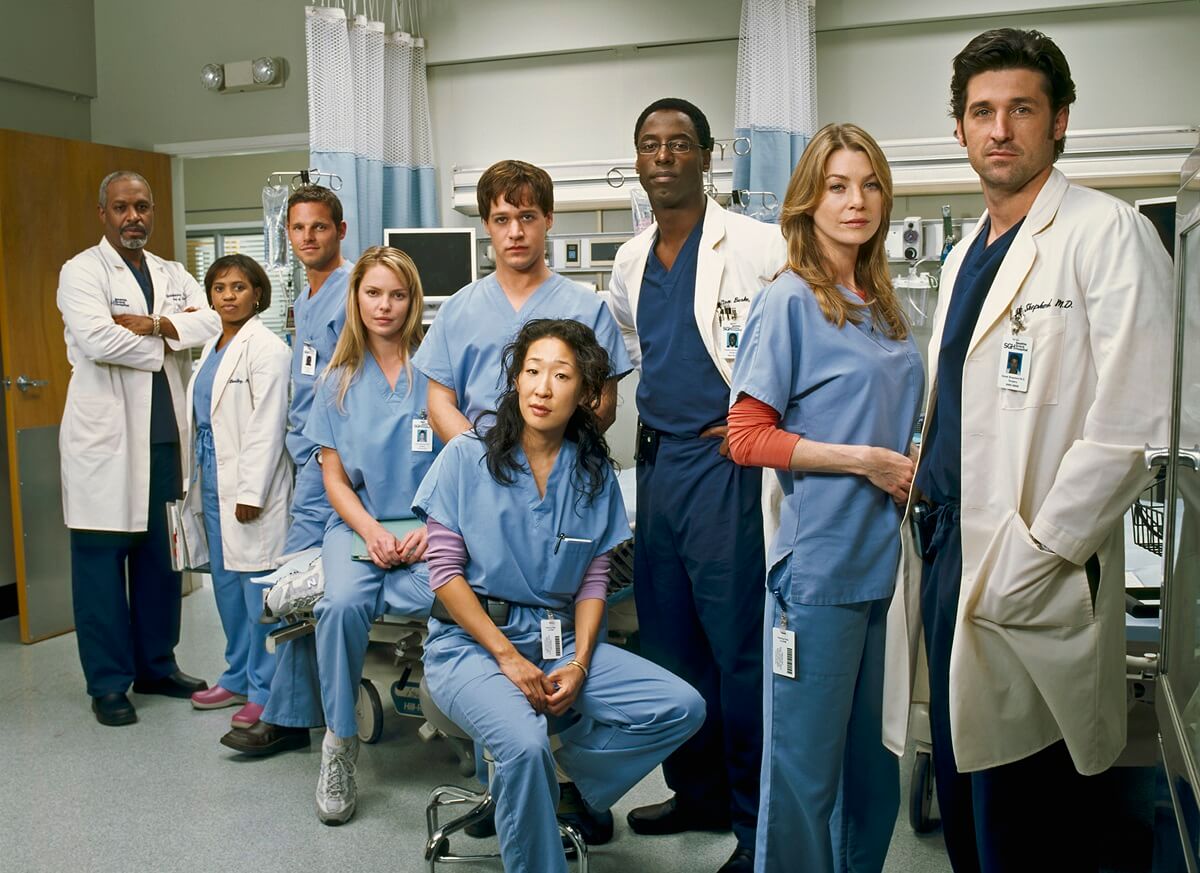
[{"xmin": 184, "ymin": 254, "xmax": 292, "ymax": 729}]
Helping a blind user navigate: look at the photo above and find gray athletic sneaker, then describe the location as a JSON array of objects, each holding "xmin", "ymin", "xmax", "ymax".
[
  {"xmin": 316, "ymin": 735, "xmax": 359, "ymax": 825},
  {"xmin": 261, "ymin": 549, "xmax": 324, "ymax": 619}
]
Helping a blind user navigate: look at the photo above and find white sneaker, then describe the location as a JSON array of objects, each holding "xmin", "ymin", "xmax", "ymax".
[{"xmin": 316, "ymin": 735, "xmax": 359, "ymax": 825}]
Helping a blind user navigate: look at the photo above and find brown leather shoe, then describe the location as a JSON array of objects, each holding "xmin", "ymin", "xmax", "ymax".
[{"xmin": 220, "ymin": 720, "xmax": 311, "ymax": 757}]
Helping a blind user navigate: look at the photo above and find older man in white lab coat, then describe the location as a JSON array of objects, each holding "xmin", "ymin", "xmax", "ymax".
[
  {"xmin": 58, "ymin": 171, "xmax": 221, "ymax": 727},
  {"xmin": 883, "ymin": 30, "xmax": 1173, "ymax": 872}
]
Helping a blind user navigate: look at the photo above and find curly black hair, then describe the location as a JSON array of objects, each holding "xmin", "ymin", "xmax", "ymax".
[{"xmin": 478, "ymin": 318, "xmax": 613, "ymax": 503}]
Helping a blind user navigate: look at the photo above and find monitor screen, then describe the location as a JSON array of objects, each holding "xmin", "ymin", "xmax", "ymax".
[
  {"xmin": 383, "ymin": 227, "xmax": 478, "ymax": 297},
  {"xmin": 1135, "ymin": 197, "xmax": 1175, "ymax": 260}
]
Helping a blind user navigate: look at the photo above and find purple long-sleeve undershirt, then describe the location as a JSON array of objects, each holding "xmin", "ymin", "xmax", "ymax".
[{"xmin": 425, "ymin": 517, "xmax": 610, "ymax": 604}]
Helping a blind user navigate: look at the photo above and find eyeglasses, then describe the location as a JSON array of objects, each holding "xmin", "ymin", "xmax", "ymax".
[{"xmin": 636, "ymin": 139, "xmax": 700, "ymax": 156}]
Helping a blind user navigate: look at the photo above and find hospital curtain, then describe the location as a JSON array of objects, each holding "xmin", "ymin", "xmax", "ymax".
[
  {"xmin": 306, "ymin": 3, "xmax": 438, "ymax": 261},
  {"xmin": 732, "ymin": 0, "xmax": 818, "ymax": 216}
]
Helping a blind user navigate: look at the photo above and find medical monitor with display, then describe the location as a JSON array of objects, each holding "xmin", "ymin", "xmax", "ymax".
[{"xmin": 383, "ymin": 227, "xmax": 478, "ymax": 300}]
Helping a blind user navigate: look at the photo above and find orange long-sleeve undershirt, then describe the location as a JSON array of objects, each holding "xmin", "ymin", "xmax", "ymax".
[{"xmin": 727, "ymin": 394, "xmax": 801, "ymax": 471}]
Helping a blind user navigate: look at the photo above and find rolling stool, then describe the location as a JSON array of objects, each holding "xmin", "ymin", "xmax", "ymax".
[{"xmin": 419, "ymin": 677, "xmax": 588, "ymax": 871}]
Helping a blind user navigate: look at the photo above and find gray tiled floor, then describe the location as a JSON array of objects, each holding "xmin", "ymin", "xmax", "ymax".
[{"xmin": 0, "ymin": 589, "xmax": 952, "ymax": 873}]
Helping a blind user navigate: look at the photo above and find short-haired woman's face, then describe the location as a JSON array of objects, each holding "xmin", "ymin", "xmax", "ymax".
[
  {"xmin": 357, "ymin": 264, "xmax": 411, "ymax": 339},
  {"xmin": 517, "ymin": 337, "xmax": 583, "ymax": 436},
  {"xmin": 808, "ymin": 148, "xmax": 883, "ymax": 260},
  {"xmin": 208, "ymin": 267, "xmax": 259, "ymax": 327}
]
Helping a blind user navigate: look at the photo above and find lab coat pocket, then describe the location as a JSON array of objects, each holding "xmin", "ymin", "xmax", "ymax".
[
  {"xmin": 971, "ymin": 510, "xmax": 1094, "ymax": 628},
  {"xmin": 1001, "ymin": 313, "xmax": 1065, "ymax": 410},
  {"xmin": 550, "ymin": 538, "xmax": 595, "ymax": 596},
  {"xmin": 67, "ymin": 396, "xmax": 125, "ymax": 458}
]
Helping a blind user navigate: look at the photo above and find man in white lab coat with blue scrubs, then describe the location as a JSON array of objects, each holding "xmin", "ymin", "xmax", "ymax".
[{"xmin": 58, "ymin": 171, "xmax": 221, "ymax": 727}]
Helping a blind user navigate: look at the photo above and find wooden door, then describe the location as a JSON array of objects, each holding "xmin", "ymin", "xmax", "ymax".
[{"xmin": 0, "ymin": 130, "xmax": 175, "ymax": 642}]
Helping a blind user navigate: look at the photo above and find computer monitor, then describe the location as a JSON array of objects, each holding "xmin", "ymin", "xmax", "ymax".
[
  {"xmin": 1135, "ymin": 196, "xmax": 1176, "ymax": 260},
  {"xmin": 383, "ymin": 227, "xmax": 478, "ymax": 301}
]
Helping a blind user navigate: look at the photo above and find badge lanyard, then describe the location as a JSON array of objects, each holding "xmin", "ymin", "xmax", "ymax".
[{"xmin": 996, "ymin": 305, "xmax": 1032, "ymax": 393}]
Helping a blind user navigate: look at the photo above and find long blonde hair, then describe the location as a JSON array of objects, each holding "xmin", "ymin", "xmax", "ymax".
[
  {"xmin": 324, "ymin": 246, "xmax": 426, "ymax": 411},
  {"xmin": 779, "ymin": 123, "xmax": 908, "ymax": 340}
]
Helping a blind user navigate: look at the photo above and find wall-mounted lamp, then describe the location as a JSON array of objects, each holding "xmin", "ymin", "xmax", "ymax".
[{"xmin": 199, "ymin": 57, "xmax": 285, "ymax": 93}]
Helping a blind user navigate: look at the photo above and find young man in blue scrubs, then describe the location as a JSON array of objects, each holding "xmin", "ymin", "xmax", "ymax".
[
  {"xmin": 413, "ymin": 159, "xmax": 634, "ymax": 842},
  {"xmin": 221, "ymin": 185, "xmax": 352, "ymax": 755},
  {"xmin": 606, "ymin": 99, "xmax": 786, "ymax": 873},
  {"xmin": 415, "ymin": 159, "xmax": 632, "ymax": 443},
  {"xmin": 886, "ymin": 29, "xmax": 1174, "ymax": 872}
]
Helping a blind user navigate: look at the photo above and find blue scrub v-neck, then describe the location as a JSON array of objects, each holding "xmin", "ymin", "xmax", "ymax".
[{"xmin": 635, "ymin": 220, "xmax": 730, "ymax": 437}]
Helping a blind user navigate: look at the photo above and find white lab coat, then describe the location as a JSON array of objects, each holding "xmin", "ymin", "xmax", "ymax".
[
  {"xmin": 183, "ymin": 316, "xmax": 293, "ymax": 572},
  {"xmin": 882, "ymin": 169, "xmax": 1175, "ymax": 775},
  {"xmin": 608, "ymin": 196, "xmax": 786, "ymax": 382},
  {"xmin": 57, "ymin": 237, "xmax": 221, "ymax": 532},
  {"xmin": 608, "ymin": 197, "xmax": 788, "ymax": 544}
]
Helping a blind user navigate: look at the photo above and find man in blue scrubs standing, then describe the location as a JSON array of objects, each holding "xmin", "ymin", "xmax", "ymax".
[
  {"xmin": 607, "ymin": 99, "xmax": 786, "ymax": 873},
  {"xmin": 889, "ymin": 29, "xmax": 1174, "ymax": 872},
  {"xmin": 221, "ymin": 185, "xmax": 352, "ymax": 755}
]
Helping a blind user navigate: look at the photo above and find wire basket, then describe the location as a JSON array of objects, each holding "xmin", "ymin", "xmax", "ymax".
[{"xmin": 1131, "ymin": 478, "xmax": 1166, "ymax": 556}]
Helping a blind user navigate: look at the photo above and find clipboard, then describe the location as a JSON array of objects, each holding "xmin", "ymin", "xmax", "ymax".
[{"xmin": 352, "ymin": 518, "xmax": 424, "ymax": 561}]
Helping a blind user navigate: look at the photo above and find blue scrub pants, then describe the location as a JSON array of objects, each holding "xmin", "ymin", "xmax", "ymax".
[
  {"xmin": 196, "ymin": 428, "xmax": 275, "ymax": 705},
  {"xmin": 314, "ymin": 522, "xmax": 434, "ymax": 737},
  {"xmin": 425, "ymin": 611, "xmax": 705, "ymax": 873},
  {"xmin": 920, "ymin": 501, "xmax": 1099, "ymax": 873},
  {"xmin": 262, "ymin": 522, "xmax": 432, "ymax": 731},
  {"xmin": 755, "ymin": 562, "xmax": 897, "ymax": 873},
  {"xmin": 262, "ymin": 450, "xmax": 336, "ymax": 728},
  {"xmin": 634, "ymin": 435, "xmax": 765, "ymax": 848},
  {"xmin": 69, "ymin": 442, "xmax": 183, "ymax": 697},
  {"xmin": 283, "ymin": 450, "xmax": 332, "ymax": 554}
]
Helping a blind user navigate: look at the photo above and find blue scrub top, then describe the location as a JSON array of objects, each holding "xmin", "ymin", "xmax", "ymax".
[
  {"xmin": 412, "ymin": 272, "xmax": 633, "ymax": 429},
  {"xmin": 915, "ymin": 218, "xmax": 1023, "ymax": 506},
  {"xmin": 303, "ymin": 353, "xmax": 440, "ymax": 523},
  {"xmin": 635, "ymin": 221, "xmax": 731, "ymax": 437},
  {"xmin": 123, "ymin": 253, "xmax": 178, "ymax": 444},
  {"xmin": 413, "ymin": 435, "xmax": 629, "ymax": 611},
  {"xmin": 287, "ymin": 262, "xmax": 351, "ymax": 465},
  {"xmin": 192, "ymin": 342, "xmax": 229, "ymax": 433},
  {"xmin": 730, "ymin": 272, "xmax": 924, "ymax": 605}
]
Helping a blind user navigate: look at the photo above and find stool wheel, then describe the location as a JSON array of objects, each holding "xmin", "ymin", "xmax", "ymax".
[{"xmin": 356, "ymin": 678, "xmax": 384, "ymax": 744}]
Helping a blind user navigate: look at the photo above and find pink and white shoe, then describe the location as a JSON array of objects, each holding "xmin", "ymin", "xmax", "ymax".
[
  {"xmin": 231, "ymin": 702, "xmax": 265, "ymax": 729},
  {"xmin": 191, "ymin": 686, "xmax": 247, "ymax": 710}
]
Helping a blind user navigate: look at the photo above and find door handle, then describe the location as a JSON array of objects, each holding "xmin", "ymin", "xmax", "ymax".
[
  {"xmin": 1144, "ymin": 444, "xmax": 1200, "ymax": 472},
  {"xmin": 14, "ymin": 375, "xmax": 48, "ymax": 393}
]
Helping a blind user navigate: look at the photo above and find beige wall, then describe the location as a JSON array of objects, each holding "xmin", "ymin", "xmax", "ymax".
[
  {"xmin": 0, "ymin": 0, "xmax": 95, "ymax": 140},
  {"xmin": 86, "ymin": 0, "xmax": 1200, "ymax": 224}
]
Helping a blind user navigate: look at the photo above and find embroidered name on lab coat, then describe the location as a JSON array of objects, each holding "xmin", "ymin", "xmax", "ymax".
[{"xmin": 1021, "ymin": 299, "xmax": 1073, "ymax": 313}]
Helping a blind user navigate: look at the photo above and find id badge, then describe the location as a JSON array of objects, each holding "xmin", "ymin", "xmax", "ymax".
[
  {"xmin": 721, "ymin": 321, "xmax": 743, "ymax": 361},
  {"xmin": 997, "ymin": 335, "xmax": 1033, "ymax": 393},
  {"xmin": 541, "ymin": 618, "xmax": 563, "ymax": 660},
  {"xmin": 771, "ymin": 627, "xmax": 796, "ymax": 678},
  {"xmin": 412, "ymin": 416, "xmax": 433, "ymax": 453},
  {"xmin": 301, "ymin": 343, "xmax": 317, "ymax": 377}
]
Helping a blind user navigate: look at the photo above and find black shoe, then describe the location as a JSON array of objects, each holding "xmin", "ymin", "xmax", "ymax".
[
  {"xmin": 557, "ymin": 781, "xmax": 614, "ymax": 845},
  {"xmin": 464, "ymin": 809, "xmax": 497, "ymax": 839},
  {"xmin": 716, "ymin": 846, "xmax": 753, "ymax": 873},
  {"xmin": 220, "ymin": 720, "xmax": 311, "ymax": 757},
  {"xmin": 91, "ymin": 692, "xmax": 137, "ymax": 726},
  {"xmin": 132, "ymin": 670, "xmax": 208, "ymax": 699},
  {"xmin": 627, "ymin": 796, "xmax": 731, "ymax": 836}
]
